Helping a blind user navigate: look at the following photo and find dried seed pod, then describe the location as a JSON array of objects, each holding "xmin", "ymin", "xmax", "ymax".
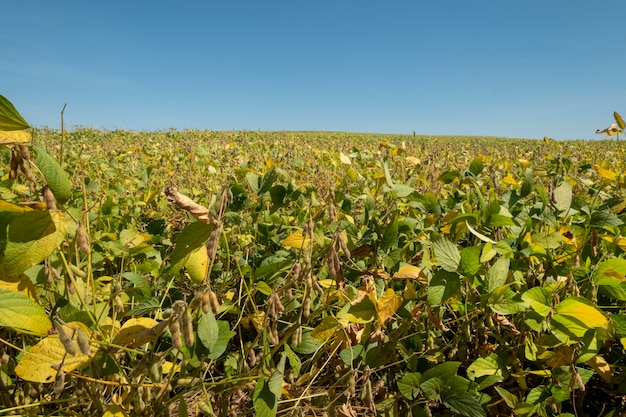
[
  {"xmin": 292, "ymin": 261, "xmax": 302, "ymax": 282},
  {"xmin": 9, "ymin": 149, "xmax": 19, "ymax": 181},
  {"xmin": 76, "ymin": 222, "xmax": 89, "ymax": 253},
  {"xmin": 247, "ymin": 346, "xmax": 257, "ymax": 368},
  {"xmin": 165, "ymin": 186, "xmax": 215, "ymax": 224},
  {"xmin": 148, "ymin": 360, "xmax": 161, "ymax": 383},
  {"xmin": 75, "ymin": 329, "xmax": 91, "ymax": 355},
  {"xmin": 189, "ymin": 291, "xmax": 202, "ymax": 310},
  {"xmin": 267, "ymin": 328, "xmax": 278, "ymax": 345},
  {"xmin": 53, "ymin": 369, "xmax": 65, "ymax": 395},
  {"xmin": 338, "ymin": 233, "xmax": 351, "ymax": 259},
  {"xmin": 208, "ymin": 289, "xmax": 220, "ymax": 314},
  {"xmin": 113, "ymin": 295, "xmax": 124, "ymax": 312},
  {"xmin": 18, "ymin": 145, "xmax": 31, "ymax": 161},
  {"xmin": 130, "ymin": 354, "xmax": 150, "ymax": 379},
  {"xmin": 273, "ymin": 292, "xmax": 285, "ymax": 315},
  {"xmin": 169, "ymin": 318, "xmax": 182, "ymax": 349},
  {"xmin": 303, "ymin": 295, "xmax": 311, "ymax": 318},
  {"xmin": 328, "ymin": 202, "xmax": 337, "ymax": 222},
  {"xmin": 206, "ymin": 222, "xmax": 223, "ymax": 261},
  {"xmin": 0, "ymin": 350, "xmax": 9, "ymax": 365},
  {"xmin": 291, "ymin": 326, "xmax": 302, "ymax": 347},
  {"xmin": 180, "ymin": 307, "xmax": 194, "ymax": 347},
  {"xmin": 172, "ymin": 300, "xmax": 187, "ymax": 315},
  {"xmin": 50, "ymin": 266, "xmax": 62, "ymax": 281},
  {"xmin": 201, "ymin": 291, "xmax": 211, "ymax": 314},
  {"xmin": 42, "ymin": 186, "xmax": 57, "ymax": 210},
  {"xmin": 19, "ymin": 160, "xmax": 36, "ymax": 182},
  {"xmin": 591, "ymin": 228, "xmax": 598, "ymax": 257},
  {"xmin": 54, "ymin": 321, "xmax": 77, "ymax": 356}
]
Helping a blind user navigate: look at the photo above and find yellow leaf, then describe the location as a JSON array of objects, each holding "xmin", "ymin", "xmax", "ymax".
[
  {"xmin": 185, "ymin": 245, "xmax": 208, "ymax": 284},
  {"xmin": 594, "ymin": 165, "xmax": 618, "ymax": 181},
  {"xmin": 265, "ymin": 158, "xmax": 274, "ymax": 169},
  {"xmin": 615, "ymin": 236, "xmax": 626, "ymax": 251},
  {"xmin": 161, "ymin": 361, "xmax": 181, "ymax": 375},
  {"xmin": 0, "ymin": 274, "xmax": 38, "ymax": 301},
  {"xmin": 103, "ymin": 404, "xmax": 129, "ymax": 417},
  {"xmin": 339, "ymin": 152, "xmax": 351, "ymax": 165},
  {"xmin": 15, "ymin": 322, "xmax": 98, "ymax": 383},
  {"xmin": 112, "ymin": 317, "xmax": 160, "ymax": 347},
  {"xmin": 502, "ymin": 173, "xmax": 518, "ymax": 186},
  {"xmin": 317, "ymin": 279, "xmax": 334, "ymax": 288},
  {"xmin": 282, "ymin": 230, "xmax": 310, "ymax": 249},
  {"xmin": 311, "ymin": 316, "xmax": 340, "ymax": 340},
  {"xmin": 546, "ymin": 345, "xmax": 573, "ymax": 368},
  {"xmin": 249, "ymin": 312, "xmax": 266, "ymax": 333},
  {"xmin": 379, "ymin": 141, "xmax": 391, "ymax": 148},
  {"xmin": 555, "ymin": 298, "xmax": 607, "ymax": 328},
  {"xmin": 586, "ymin": 355, "xmax": 613, "ymax": 383},
  {"xmin": 405, "ymin": 156, "xmax": 420, "ymax": 166},
  {"xmin": 518, "ymin": 159, "xmax": 530, "ymax": 170},
  {"xmin": 403, "ymin": 282, "xmax": 419, "ymax": 300},
  {"xmin": 393, "ymin": 264, "xmax": 427, "ymax": 284},
  {"xmin": 0, "ymin": 200, "xmax": 32, "ymax": 212},
  {"xmin": 0, "ymin": 130, "xmax": 31, "ymax": 144},
  {"xmin": 375, "ymin": 289, "xmax": 402, "ymax": 324}
]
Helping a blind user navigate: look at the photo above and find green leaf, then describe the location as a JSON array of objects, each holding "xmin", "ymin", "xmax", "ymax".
[
  {"xmin": 432, "ymin": 237, "xmax": 460, "ymax": 272},
  {"xmin": 0, "ymin": 288, "xmax": 52, "ymax": 335},
  {"xmin": 422, "ymin": 361, "xmax": 461, "ymax": 382},
  {"xmin": 291, "ymin": 330, "xmax": 320, "ymax": 354},
  {"xmin": 337, "ymin": 296, "xmax": 375, "ymax": 323},
  {"xmin": 521, "ymin": 287, "xmax": 553, "ymax": 317},
  {"xmin": 590, "ymin": 210, "xmax": 623, "ymax": 228},
  {"xmin": 494, "ymin": 386, "xmax": 518, "ymax": 408},
  {"xmin": 0, "ymin": 95, "xmax": 29, "ymax": 131},
  {"xmin": 283, "ymin": 343, "xmax": 302, "ymax": 377},
  {"xmin": 259, "ymin": 169, "xmax": 277, "ymax": 194},
  {"xmin": 553, "ymin": 181, "xmax": 572, "ymax": 213},
  {"xmin": 3, "ymin": 210, "xmax": 67, "ymax": 277},
  {"xmin": 460, "ymin": 246, "xmax": 482, "ymax": 276},
  {"xmin": 468, "ymin": 158, "xmax": 484, "ymax": 177},
  {"xmin": 398, "ymin": 372, "xmax": 422, "ymax": 400},
  {"xmin": 467, "ymin": 354, "xmax": 504, "ymax": 380},
  {"xmin": 339, "ymin": 344, "xmax": 366, "ymax": 367},
  {"xmin": 615, "ymin": 111, "xmax": 625, "ymax": 130},
  {"xmin": 420, "ymin": 377, "xmax": 444, "ymax": 401},
  {"xmin": 427, "ymin": 270, "xmax": 460, "ymax": 306},
  {"xmin": 593, "ymin": 258, "xmax": 626, "ymax": 286},
  {"xmin": 207, "ymin": 319, "xmax": 235, "ymax": 360},
  {"xmin": 253, "ymin": 371, "xmax": 283, "ymax": 417},
  {"xmin": 197, "ymin": 310, "xmax": 219, "ymax": 352},
  {"xmin": 485, "ymin": 257, "xmax": 510, "ymax": 293},
  {"xmin": 380, "ymin": 216, "xmax": 399, "ymax": 252},
  {"xmin": 490, "ymin": 288, "xmax": 528, "ymax": 315},
  {"xmin": 520, "ymin": 168, "xmax": 533, "ymax": 197},
  {"xmin": 444, "ymin": 392, "xmax": 487, "ymax": 417},
  {"xmin": 34, "ymin": 146, "xmax": 73, "ymax": 204},
  {"xmin": 167, "ymin": 221, "xmax": 214, "ymax": 274}
]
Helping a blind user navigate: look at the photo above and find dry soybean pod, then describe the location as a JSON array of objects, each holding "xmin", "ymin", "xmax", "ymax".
[
  {"xmin": 53, "ymin": 318, "xmax": 76, "ymax": 356},
  {"xmin": 169, "ymin": 318, "xmax": 182, "ymax": 349}
]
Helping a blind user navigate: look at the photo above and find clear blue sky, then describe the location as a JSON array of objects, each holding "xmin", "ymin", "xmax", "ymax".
[{"xmin": 3, "ymin": 1, "xmax": 625, "ymax": 139}]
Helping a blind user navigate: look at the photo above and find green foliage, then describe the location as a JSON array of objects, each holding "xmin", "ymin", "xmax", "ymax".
[{"xmin": 2, "ymin": 95, "xmax": 626, "ymax": 416}]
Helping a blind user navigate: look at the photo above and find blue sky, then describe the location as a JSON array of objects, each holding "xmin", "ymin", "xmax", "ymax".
[{"xmin": 3, "ymin": 1, "xmax": 625, "ymax": 139}]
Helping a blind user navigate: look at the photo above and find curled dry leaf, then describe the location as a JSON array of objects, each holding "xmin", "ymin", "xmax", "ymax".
[
  {"xmin": 494, "ymin": 314, "xmax": 520, "ymax": 335},
  {"xmin": 165, "ymin": 186, "xmax": 215, "ymax": 224},
  {"xmin": 427, "ymin": 306, "xmax": 450, "ymax": 332}
]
